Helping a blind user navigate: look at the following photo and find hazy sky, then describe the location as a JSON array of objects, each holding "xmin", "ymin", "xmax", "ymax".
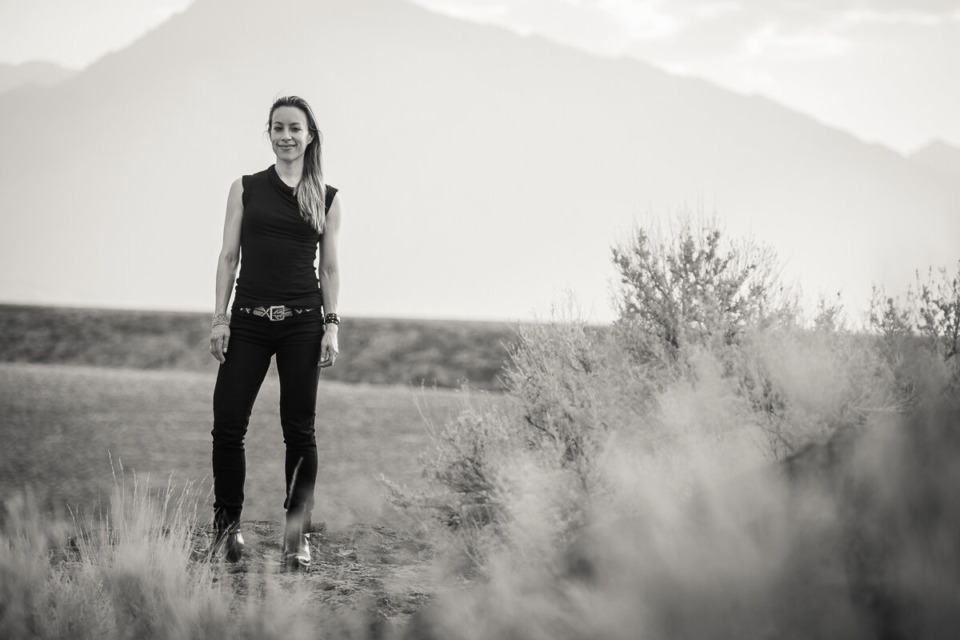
[{"xmin": 1, "ymin": 0, "xmax": 958, "ymax": 154}]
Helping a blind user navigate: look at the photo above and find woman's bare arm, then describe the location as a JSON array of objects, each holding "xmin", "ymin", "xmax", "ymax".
[
  {"xmin": 318, "ymin": 193, "xmax": 342, "ymax": 367},
  {"xmin": 211, "ymin": 178, "xmax": 244, "ymax": 363}
]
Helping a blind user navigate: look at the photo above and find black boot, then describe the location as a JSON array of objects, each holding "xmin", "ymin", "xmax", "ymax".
[
  {"xmin": 283, "ymin": 516, "xmax": 311, "ymax": 568},
  {"xmin": 214, "ymin": 521, "xmax": 244, "ymax": 563}
]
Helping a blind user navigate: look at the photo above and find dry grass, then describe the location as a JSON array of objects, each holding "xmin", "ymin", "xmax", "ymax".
[
  {"xmin": 0, "ymin": 362, "xmax": 497, "ymax": 639},
  {"xmin": 0, "ymin": 473, "xmax": 424, "ymax": 639}
]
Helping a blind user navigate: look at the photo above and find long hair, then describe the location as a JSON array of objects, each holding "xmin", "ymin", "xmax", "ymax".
[{"xmin": 268, "ymin": 96, "xmax": 327, "ymax": 232}]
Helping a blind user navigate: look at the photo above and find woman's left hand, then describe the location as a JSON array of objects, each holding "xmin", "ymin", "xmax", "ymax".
[{"xmin": 319, "ymin": 325, "xmax": 339, "ymax": 368}]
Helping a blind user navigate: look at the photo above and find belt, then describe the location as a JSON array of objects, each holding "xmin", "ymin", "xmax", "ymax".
[{"xmin": 233, "ymin": 305, "xmax": 317, "ymax": 321}]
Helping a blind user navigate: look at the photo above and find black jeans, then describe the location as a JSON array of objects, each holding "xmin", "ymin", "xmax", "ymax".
[{"xmin": 212, "ymin": 309, "xmax": 323, "ymax": 532}]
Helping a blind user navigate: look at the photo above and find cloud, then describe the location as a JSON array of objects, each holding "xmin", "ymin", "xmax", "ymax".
[
  {"xmin": 739, "ymin": 21, "xmax": 853, "ymax": 59},
  {"xmin": 411, "ymin": 0, "xmax": 681, "ymax": 55},
  {"xmin": 414, "ymin": 0, "xmax": 960, "ymax": 63},
  {"xmin": 839, "ymin": 6, "xmax": 960, "ymax": 27},
  {"xmin": 590, "ymin": 0, "xmax": 682, "ymax": 40}
]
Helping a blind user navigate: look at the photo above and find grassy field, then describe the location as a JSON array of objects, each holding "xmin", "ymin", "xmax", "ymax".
[
  {"xmin": 0, "ymin": 304, "xmax": 521, "ymax": 390},
  {"xmin": 0, "ymin": 361, "xmax": 495, "ymax": 526},
  {"xmin": 0, "ymin": 305, "xmax": 519, "ymax": 633},
  {"xmin": 0, "ymin": 351, "xmax": 511, "ymax": 635}
]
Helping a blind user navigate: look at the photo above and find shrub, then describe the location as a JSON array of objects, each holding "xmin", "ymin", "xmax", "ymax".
[
  {"xmin": 916, "ymin": 262, "xmax": 960, "ymax": 363},
  {"xmin": 399, "ymin": 218, "xmax": 797, "ymax": 562},
  {"xmin": 611, "ymin": 216, "xmax": 790, "ymax": 369},
  {"xmin": 738, "ymin": 322, "xmax": 897, "ymax": 459},
  {"xmin": 405, "ymin": 213, "xmax": 954, "ymax": 580},
  {"xmin": 868, "ymin": 261, "xmax": 960, "ymax": 406}
]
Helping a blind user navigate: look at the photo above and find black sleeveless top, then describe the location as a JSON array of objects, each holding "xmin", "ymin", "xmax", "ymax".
[{"xmin": 233, "ymin": 165, "xmax": 338, "ymax": 307}]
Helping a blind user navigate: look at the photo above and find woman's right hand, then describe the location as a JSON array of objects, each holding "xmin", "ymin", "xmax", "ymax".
[{"xmin": 210, "ymin": 325, "xmax": 231, "ymax": 363}]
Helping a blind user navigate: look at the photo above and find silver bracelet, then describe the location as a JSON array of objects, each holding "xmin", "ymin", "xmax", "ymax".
[{"xmin": 212, "ymin": 313, "xmax": 230, "ymax": 328}]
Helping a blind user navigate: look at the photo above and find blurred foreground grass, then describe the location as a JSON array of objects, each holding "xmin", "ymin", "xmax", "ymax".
[{"xmin": 0, "ymin": 469, "xmax": 437, "ymax": 639}]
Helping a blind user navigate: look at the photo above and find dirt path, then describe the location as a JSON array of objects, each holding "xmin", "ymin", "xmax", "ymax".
[{"xmin": 201, "ymin": 520, "xmax": 436, "ymax": 628}]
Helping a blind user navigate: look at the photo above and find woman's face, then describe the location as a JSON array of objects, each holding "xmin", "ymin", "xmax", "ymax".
[{"xmin": 270, "ymin": 106, "xmax": 314, "ymax": 162}]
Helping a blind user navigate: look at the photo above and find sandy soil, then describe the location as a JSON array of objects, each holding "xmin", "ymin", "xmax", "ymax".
[{"xmin": 200, "ymin": 520, "xmax": 436, "ymax": 628}]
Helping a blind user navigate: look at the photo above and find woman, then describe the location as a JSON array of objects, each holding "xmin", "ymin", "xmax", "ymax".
[{"xmin": 209, "ymin": 95, "xmax": 342, "ymax": 568}]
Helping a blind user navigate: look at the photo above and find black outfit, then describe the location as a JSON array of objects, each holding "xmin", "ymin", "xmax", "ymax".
[{"xmin": 212, "ymin": 165, "xmax": 338, "ymax": 534}]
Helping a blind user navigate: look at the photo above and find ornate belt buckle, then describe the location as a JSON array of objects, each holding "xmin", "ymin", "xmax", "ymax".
[{"xmin": 267, "ymin": 305, "xmax": 286, "ymax": 321}]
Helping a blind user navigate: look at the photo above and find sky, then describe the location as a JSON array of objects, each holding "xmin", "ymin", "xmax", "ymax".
[
  {"xmin": 1, "ymin": 0, "xmax": 958, "ymax": 154},
  {"xmin": 0, "ymin": 0, "xmax": 957, "ymax": 322}
]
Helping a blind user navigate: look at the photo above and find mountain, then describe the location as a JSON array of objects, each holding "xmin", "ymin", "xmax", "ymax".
[
  {"xmin": 910, "ymin": 140, "xmax": 960, "ymax": 180},
  {"xmin": 0, "ymin": 61, "xmax": 78, "ymax": 94},
  {"xmin": 0, "ymin": 0, "xmax": 957, "ymax": 321}
]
